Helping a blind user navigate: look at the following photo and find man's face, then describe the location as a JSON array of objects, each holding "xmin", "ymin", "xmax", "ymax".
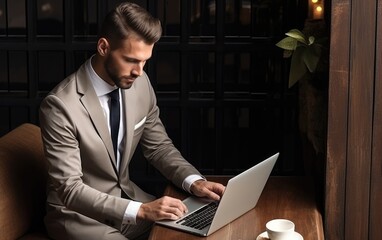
[{"xmin": 103, "ymin": 37, "xmax": 154, "ymax": 89}]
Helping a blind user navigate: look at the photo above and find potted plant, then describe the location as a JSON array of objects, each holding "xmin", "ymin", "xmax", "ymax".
[
  {"xmin": 276, "ymin": 28, "xmax": 328, "ymax": 88},
  {"xmin": 276, "ymin": 23, "xmax": 329, "ymax": 180}
]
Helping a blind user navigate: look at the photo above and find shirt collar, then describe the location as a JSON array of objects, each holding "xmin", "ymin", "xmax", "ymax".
[{"xmin": 86, "ymin": 55, "xmax": 118, "ymax": 97}]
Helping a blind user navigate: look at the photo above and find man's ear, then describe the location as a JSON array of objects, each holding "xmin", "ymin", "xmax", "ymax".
[{"xmin": 97, "ymin": 38, "xmax": 110, "ymax": 56}]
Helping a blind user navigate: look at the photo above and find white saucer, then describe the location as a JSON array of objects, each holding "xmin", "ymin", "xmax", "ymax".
[{"xmin": 256, "ymin": 231, "xmax": 303, "ymax": 240}]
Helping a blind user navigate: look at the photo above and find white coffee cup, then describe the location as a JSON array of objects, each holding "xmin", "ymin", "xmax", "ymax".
[{"xmin": 266, "ymin": 219, "xmax": 295, "ymax": 240}]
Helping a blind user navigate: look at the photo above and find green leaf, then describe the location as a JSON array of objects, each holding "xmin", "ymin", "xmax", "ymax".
[
  {"xmin": 276, "ymin": 37, "xmax": 297, "ymax": 51},
  {"xmin": 285, "ymin": 29, "xmax": 307, "ymax": 45},
  {"xmin": 288, "ymin": 47, "xmax": 307, "ymax": 88},
  {"xmin": 303, "ymin": 44, "xmax": 322, "ymax": 73},
  {"xmin": 308, "ymin": 36, "xmax": 315, "ymax": 45}
]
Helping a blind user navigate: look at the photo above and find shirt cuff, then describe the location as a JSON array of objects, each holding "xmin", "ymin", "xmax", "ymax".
[
  {"xmin": 182, "ymin": 174, "xmax": 205, "ymax": 194},
  {"xmin": 123, "ymin": 201, "xmax": 142, "ymax": 225}
]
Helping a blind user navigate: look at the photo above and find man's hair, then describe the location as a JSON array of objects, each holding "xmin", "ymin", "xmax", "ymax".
[{"xmin": 99, "ymin": 2, "xmax": 162, "ymax": 46}]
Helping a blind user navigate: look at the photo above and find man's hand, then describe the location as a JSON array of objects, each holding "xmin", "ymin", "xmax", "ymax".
[
  {"xmin": 190, "ymin": 180, "xmax": 226, "ymax": 201},
  {"xmin": 137, "ymin": 196, "xmax": 188, "ymax": 221}
]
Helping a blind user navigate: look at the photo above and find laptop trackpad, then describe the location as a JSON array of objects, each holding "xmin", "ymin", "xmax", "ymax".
[{"xmin": 183, "ymin": 196, "xmax": 215, "ymax": 212}]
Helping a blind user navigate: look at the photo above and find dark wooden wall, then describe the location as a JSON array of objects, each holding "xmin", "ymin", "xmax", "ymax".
[
  {"xmin": 326, "ymin": 0, "xmax": 382, "ymax": 239},
  {"xmin": 0, "ymin": 0, "xmax": 306, "ymax": 185},
  {"xmin": 370, "ymin": 1, "xmax": 382, "ymax": 238}
]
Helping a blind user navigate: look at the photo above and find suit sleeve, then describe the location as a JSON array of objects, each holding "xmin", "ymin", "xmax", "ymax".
[
  {"xmin": 138, "ymin": 74, "xmax": 203, "ymax": 189},
  {"xmin": 40, "ymin": 94, "xmax": 128, "ymax": 230}
]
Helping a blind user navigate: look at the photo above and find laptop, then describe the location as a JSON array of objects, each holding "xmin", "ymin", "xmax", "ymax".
[{"xmin": 155, "ymin": 152, "xmax": 279, "ymax": 236}]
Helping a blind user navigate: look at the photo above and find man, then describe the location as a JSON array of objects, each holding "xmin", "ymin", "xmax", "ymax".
[{"xmin": 39, "ymin": 2, "xmax": 225, "ymax": 240}]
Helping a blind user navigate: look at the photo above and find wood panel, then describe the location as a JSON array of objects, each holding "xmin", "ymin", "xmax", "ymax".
[
  {"xmin": 345, "ymin": 0, "xmax": 376, "ymax": 239},
  {"xmin": 325, "ymin": 0, "xmax": 351, "ymax": 239},
  {"xmin": 370, "ymin": 1, "xmax": 382, "ymax": 239},
  {"xmin": 327, "ymin": 0, "xmax": 380, "ymax": 239}
]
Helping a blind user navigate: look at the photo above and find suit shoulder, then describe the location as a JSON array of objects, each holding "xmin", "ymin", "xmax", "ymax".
[
  {"xmin": 45, "ymin": 62, "xmax": 90, "ymax": 101},
  {"xmin": 133, "ymin": 71, "xmax": 153, "ymax": 90},
  {"xmin": 48, "ymin": 72, "xmax": 77, "ymax": 96}
]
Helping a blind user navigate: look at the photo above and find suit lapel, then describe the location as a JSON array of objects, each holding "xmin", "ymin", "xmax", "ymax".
[
  {"xmin": 76, "ymin": 64, "xmax": 118, "ymax": 171},
  {"xmin": 119, "ymin": 87, "xmax": 136, "ymax": 174}
]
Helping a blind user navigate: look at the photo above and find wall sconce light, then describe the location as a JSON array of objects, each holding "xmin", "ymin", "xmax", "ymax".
[{"xmin": 309, "ymin": 0, "xmax": 324, "ymax": 20}]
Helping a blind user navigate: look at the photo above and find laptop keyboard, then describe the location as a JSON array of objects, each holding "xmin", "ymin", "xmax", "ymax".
[{"xmin": 176, "ymin": 202, "xmax": 218, "ymax": 230}]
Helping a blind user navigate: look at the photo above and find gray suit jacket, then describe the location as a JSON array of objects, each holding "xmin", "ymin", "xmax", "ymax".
[{"xmin": 39, "ymin": 60, "xmax": 201, "ymax": 237}]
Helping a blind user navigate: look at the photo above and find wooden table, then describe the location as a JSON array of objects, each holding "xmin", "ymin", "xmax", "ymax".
[{"xmin": 149, "ymin": 176, "xmax": 324, "ymax": 240}]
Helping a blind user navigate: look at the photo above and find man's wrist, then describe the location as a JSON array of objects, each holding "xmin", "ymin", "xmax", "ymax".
[
  {"xmin": 182, "ymin": 174, "xmax": 205, "ymax": 194},
  {"xmin": 123, "ymin": 201, "xmax": 143, "ymax": 225}
]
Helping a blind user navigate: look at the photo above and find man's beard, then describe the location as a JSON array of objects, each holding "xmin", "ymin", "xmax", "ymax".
[{"xmin": 104, "ymin": 56, "xmax": 133, "ymax": 89}]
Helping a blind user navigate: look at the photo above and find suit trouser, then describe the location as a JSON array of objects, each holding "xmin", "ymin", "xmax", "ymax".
[
  {"xmin": 45, "ymin": 209, "xmax": 153, "ymax": 240},
  {"xmin": 122, "ymin": 219, "xmax": 153, "ymax": 240}
]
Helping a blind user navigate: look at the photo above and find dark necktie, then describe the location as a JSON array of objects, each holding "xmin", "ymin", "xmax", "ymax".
[{"xmin": 109, "ymin": 89, "xmax": 120, "ymax": 160}]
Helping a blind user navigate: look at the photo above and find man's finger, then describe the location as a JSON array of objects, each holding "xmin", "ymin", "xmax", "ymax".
[{"xmin": 169, "ymin": 198, "xmax": 188, "ymax": 213}]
